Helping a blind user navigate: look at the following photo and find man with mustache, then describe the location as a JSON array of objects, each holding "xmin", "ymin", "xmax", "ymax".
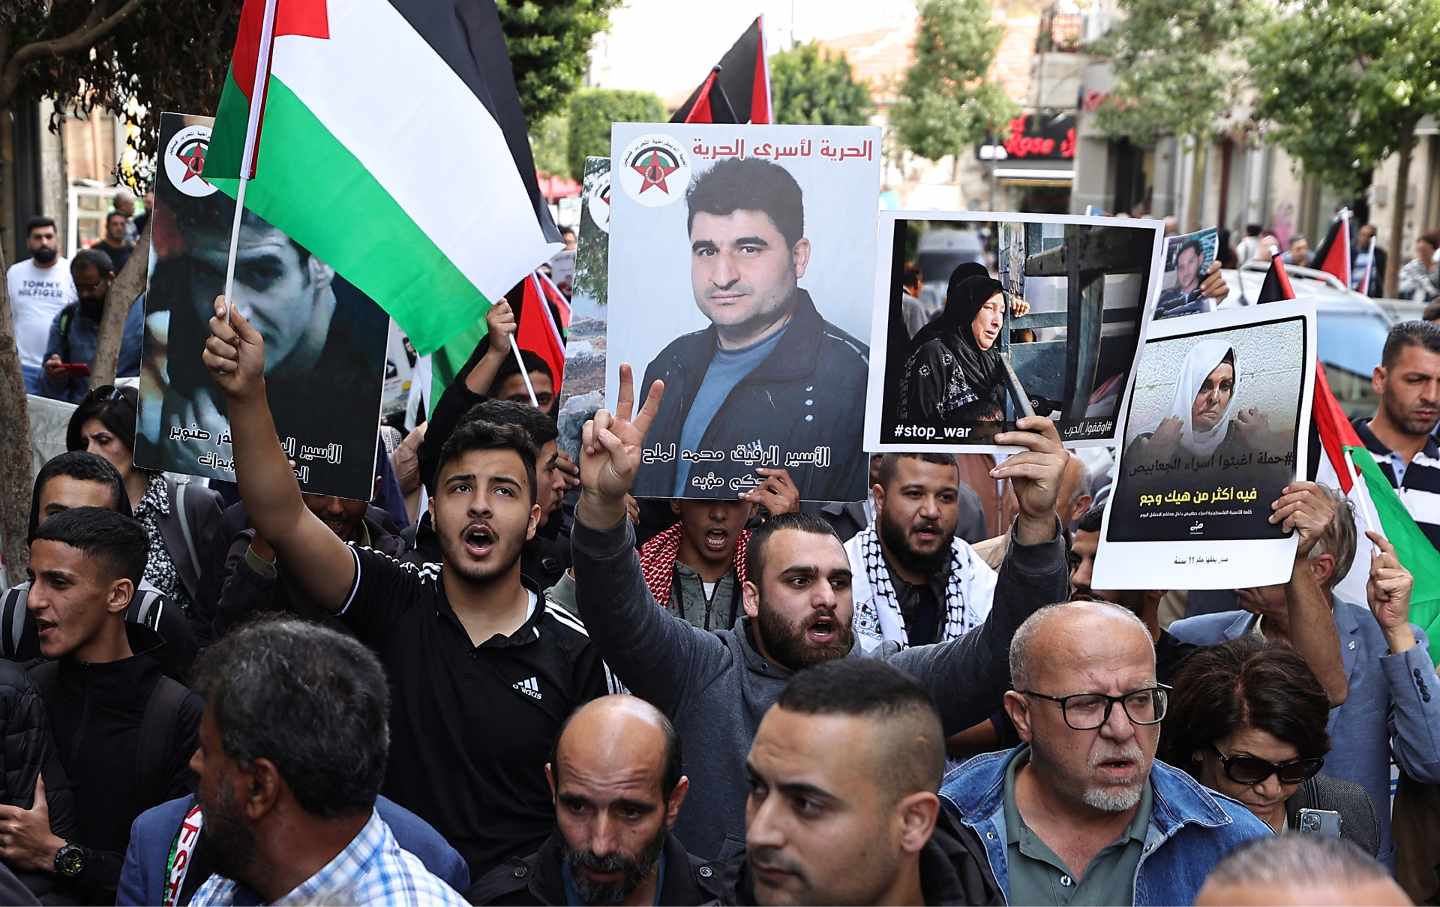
[
  {"xmin": 632, "ymin": 156, "xmax": 869, "ymax": 503},
  {"xmin": 1353, "ymin": 321, "xmax": 1440, "ymax": 553},
  {"xmin": 470, "ymin": 695, "xmax": 728, "ymax": 906},
  {"xmin": 845, "ymin": 453, "xmax": 996, "ymax": 652},
  {"xmin": 571, "ymin": 365, "xmax": 1070, "ymax": 860},
  {"xmin": 203, "ymin": 301, "xmax": 620, "ymax": 879},
  {"xmin": 185, "ymin": 619, "xmax": 467, "ymax": 906},
  {"xmin": 737, "ymin": 658, "xmax": 1001, "ymax": 906},
  {"xmin": 940, "ymin": 601, "xmax": 1270, "ymax": 905}
]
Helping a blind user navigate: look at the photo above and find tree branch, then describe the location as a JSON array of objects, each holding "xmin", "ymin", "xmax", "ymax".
[{"xmin": 0, "ymin": 0, "xmax": 146, "ymax": 104}]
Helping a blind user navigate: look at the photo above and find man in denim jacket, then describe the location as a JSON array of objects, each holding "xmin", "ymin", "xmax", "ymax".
[{"xmin": 940, "ymin": 602, "xmax": 1269, "ymax": 905}]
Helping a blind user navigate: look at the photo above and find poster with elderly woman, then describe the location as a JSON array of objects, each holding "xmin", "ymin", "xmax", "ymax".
[
  {"xmin": 1094, "ymin": 300, "xmax": 1317, "ymax": 590},
  {"xmin": 864, "ymin": 212, "xmax": 1165, "ymax": 453}
]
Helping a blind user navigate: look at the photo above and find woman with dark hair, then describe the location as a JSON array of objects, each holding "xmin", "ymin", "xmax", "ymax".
[
  {"xmin": 66, "ymin": 385, "xmax": 222, "ymax": 625},
  {"xmin": 898, "ymin": 272, "xmax": 1013, "ymax": 425},
  {"xmin": 1165, "ymin": 636, "xmax": 1380, "ymax": 855}
]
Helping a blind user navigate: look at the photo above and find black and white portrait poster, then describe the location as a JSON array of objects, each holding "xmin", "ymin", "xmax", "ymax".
[
  {"xmin": 607, "ymin": 123, "xmax": 881, "ymax": 502},
  {"xmin": 863, "ymin": 212, "xmax": 1164, "ymax": 453},
  {"xmin": 1094, "ymin": 301, "xmax": 1317, "ymax": 590},
  {"xmin": 135, "ymin": 112, "xmax": 388, "ymax": 498},
  {"xmin": 1154, "ymin": 227, "xmax": 1219, "ymax": 320}
]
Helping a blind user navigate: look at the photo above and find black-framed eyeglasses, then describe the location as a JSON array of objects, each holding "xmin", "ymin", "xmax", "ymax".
[
  {"xmin": 1212, "ymin": 745, "xmax": 1324, "ymax": 786},
  {"xmin": 1017, "ymin": 685, "xmax": 1170, "ymax": 730}
]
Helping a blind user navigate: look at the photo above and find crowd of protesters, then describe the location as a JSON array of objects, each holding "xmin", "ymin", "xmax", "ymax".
[{"xmin": 2, "ymin": 197, "xmax": 1439, "ymax": 906}]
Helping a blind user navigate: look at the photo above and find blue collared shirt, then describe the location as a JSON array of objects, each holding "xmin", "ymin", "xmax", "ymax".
[{"xmin": 188, "ymin": 810, "xmax": 467, "ymax": 906}]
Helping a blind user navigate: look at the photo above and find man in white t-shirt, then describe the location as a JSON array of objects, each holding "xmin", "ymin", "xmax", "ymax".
[{"xmin": 7, "ymin": 216, "xmax": 76, "ymax": 393}]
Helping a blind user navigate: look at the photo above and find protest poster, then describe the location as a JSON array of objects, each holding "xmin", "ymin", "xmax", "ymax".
[
  {"xmin": 556, "ymin": 156, "xmax": 611, "ymax": 463},
  {"xmin": 1093, "ymin": 300, "xmax": 1317, "ymax": 590},
  {"xmin": 864, "ymin": 212, "xmax": 1164, "ymax": 453},
  {"xmin": 134, "ymin": 112, "xmax": 388, "ymax": 499},
  {"xmin": 607, "ymin": 124, "xmax": 882, "ymax": 502},
  {"xmin": 1154, "ymin": 227, "xmax": 1219, "ymax": 320}
]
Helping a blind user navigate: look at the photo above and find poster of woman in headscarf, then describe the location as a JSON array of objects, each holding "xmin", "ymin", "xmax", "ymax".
[
  {"xmin": 1095, "ymin": 301, "xmax": 1316, "ymax": 590},
  {"xmin": 864, "ymin": 212, "xmax": 1165, "ymax": 453}
]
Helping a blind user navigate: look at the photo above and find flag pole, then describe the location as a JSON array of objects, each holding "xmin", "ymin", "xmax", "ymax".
[
  {"xmin": 1344, "ymin": 447, "xmax": 1384, "ymax": 541},
  {"xmin": 508, "ymin": 275, "xmax": 541, "ymax": 408},
  {"xmin": 222, "ymin": 0, "xmax": 281, "ymax": 322}
]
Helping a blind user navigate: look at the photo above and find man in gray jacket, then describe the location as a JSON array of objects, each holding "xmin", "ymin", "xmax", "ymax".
[{"xmin": 572, "ymin": 365, "xmax": 1071, "ymax": 860}]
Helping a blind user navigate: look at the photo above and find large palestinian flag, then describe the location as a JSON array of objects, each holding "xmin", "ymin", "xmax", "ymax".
[
  {"xmin": 204, "ymin": 0, "xmax": 559, "ymax": 355},
  {"xmin": 1313, "ymin": 364, "xmax": 1440, "ymax": 662}
]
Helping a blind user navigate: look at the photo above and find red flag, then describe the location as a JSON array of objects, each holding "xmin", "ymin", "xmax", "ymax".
[
  {"xmin": 516, "ymin": 272, "xmax": 567, "ymax": 395},
  {"xmin": 1256, "ymin": 253, "xmax": 1296, "ymax": 304},
  {"xmin": 681, "ymin": 68, "xmax": 736, "ymax": 125},
  {"xmin": 1311, "ymin": 212, "xmax": 1352, "ymax": 288},
  {"xmin": 1313, "ymin": 363, "xmax": 1362, "ymax": 495},
  {"xmin": 671, "ymin": 17, "xmax": 771, "ymax": 124}
]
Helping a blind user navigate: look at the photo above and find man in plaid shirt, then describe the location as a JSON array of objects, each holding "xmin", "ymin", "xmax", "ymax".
[{"xmin": 185, "ymin": 619, "xmax": 466, "ymax": 906}]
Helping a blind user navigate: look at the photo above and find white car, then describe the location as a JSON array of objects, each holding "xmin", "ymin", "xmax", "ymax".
[{"xmin": 1215, "ymin": 261, "xmax": 1395, "ymax": 418}]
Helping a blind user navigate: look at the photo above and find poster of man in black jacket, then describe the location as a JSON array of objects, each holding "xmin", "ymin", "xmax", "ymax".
[{"xmin": 608, "ymin": 125, "xmax": 880, "ymax": 504}]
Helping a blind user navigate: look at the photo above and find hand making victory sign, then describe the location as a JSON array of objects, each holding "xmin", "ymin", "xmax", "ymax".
[{"xmin": 577, "ymin": 364, "xmax": 665, "ymax": 528}]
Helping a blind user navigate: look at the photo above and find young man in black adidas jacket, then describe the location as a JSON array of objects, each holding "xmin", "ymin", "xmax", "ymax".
[
  {"xmin": 204, "ymin": 299, "xmax": 619, "ymax": 879},
  {"xmin": 3, "ymin": 509, "xmax": 200, "ymax": 904}
]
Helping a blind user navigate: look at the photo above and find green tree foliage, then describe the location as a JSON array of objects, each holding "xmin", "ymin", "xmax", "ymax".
[
  {"xmin": 1249, "ymin": 0, "xmax": 1440, "ymax": 195},
  {"xmin": 1091, "ymin": 0, "xmax": 1254, "ymax": 146},
  {"xmin": 573, "ymin": 156, "xmax": 611, "ymax": 308},
  {"xmin": 769, "ymin": 42, "xmax": 873, "ymax": 126},
  {"xmin": 566, "ymin": 88, "xmax": 664, "ymax": 180},
  {"xmin": 496, "ymin": 0, "xmax": 623, "ymax": 123},
  {"xmin": 892, "ymin": 0, "xmax": 1019, "ymax": 161},
  {"xmin": 530, "ymin": 113, "xmax": 571, "ymax": 179}
]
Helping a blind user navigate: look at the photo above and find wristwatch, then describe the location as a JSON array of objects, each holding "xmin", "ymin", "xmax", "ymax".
[{"xmin": 54, "ymin": 843, "xmax": 85, "ymax": 878}]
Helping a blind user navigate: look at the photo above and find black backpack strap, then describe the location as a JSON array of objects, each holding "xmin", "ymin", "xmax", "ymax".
[
  {"xmin": 136, "ymin": 678, "xmax": 189, "ymax": 806},
  {"xmin": 1, "ymin": 585, "xmax": 27, "ymax": 659},
  {"xmin": 56, "ymin": 303, "xmax": 77, "ymax": 365}
]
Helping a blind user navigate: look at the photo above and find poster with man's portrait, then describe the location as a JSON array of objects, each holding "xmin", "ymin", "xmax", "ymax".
[
  {"xmin": 1154, "ymin": 227, "xmax": 1219, "ymax": 320},
  {"xmin": 606, "ymin": 124, "xmax": 882, "ymax": 503},
  {"xmin": 135, "ymin": 112, "xmax": 388, "ymax": 499},
  {"xmin": 1094, "ymin": 301, "xmax": 1316, "ymax": 590},
  {"xmin": 863, "ymin": 212, "xmax": 1165, "ymax": 454}
]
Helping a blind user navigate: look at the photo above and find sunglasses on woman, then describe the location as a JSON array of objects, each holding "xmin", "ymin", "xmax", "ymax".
[{"xmin": 1212, "ymin": 744, "xmax": 1324, "ymax": 785}]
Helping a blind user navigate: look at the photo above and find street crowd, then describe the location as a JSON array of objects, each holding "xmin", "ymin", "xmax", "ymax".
[{"xmin": 4, "ymin": 199, "xmax": 1440, "ymax": 906}]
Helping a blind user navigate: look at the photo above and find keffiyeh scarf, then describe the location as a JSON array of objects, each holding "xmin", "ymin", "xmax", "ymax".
[
  {"xmin": 846, "ymin": 526, "xmax": 994, "ymax": 651},
  {"xmin": 639, "ymin": 522, "xmax": 750, "ymax": 611}
]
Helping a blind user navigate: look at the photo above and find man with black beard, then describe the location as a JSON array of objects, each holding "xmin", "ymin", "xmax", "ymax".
[
  {"xmin": 8, "ymin": 215, "xmax": 76, "ymax": 393},
  {"xmin": 37, "ymin": 249, "xmax": 143, "ymax": 402},
  {"xmin": 569, "ymin": 365, "xmax": 1070, "ymax": 860},
  {"xmin": 844, "ymin": 453, "xmax": 996, "ymax": 652},
  {"xmin": 183, "ymin": 619, "xmax": 467, "ymax": 905},
  {"xmin": 470, "ymin": 696, "xmax": 728, "ymax": 905}
]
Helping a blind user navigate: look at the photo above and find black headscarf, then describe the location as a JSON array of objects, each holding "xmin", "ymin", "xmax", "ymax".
[{"xmin": 910, "ymin": 272, "xmax": 1006, "ymax": 384}]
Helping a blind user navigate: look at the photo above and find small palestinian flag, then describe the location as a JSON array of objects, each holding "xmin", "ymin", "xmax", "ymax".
[
  {"xmin": 672, "ymin": 16, "xmax": 772, "ymax": 124},
  {"xmin": 204, "ymin": 0, "xmax": 560, "ymax": 355},
  {"xmin": 1256, "ymin": 252, "xmax": 1296, "ymax": 305},
  {"xmin": 1310, "ymin": 210, "xmax": 1353, "ymax": 289}
]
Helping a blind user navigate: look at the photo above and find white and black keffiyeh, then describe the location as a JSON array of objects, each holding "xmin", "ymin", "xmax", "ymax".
[{"xmin": 845, "ymin": 525, "xmax": 996, "ymax": 651}]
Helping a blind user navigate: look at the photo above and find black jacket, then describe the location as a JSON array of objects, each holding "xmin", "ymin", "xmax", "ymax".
[
  {"xmin": 33, "ymin": 625, "xmax": 201, "ymax": 902},
  {"xmin": 633, "ymin": 290, "xmax": 869, "ymax": 503},
  {"xmin": 720, "ymin": 809, "xmax": 1002, "ymax": 906},
  {"xmin": 467, "ymin": 830, "xmax": 731, "ymax": 906},
  {"xmin": 0, "ymin": 660, "xmax": 77, "ymax": 902},
  {"xmin": 212, "ymin": 505, "xmax": 406, "ymax": 637}
]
